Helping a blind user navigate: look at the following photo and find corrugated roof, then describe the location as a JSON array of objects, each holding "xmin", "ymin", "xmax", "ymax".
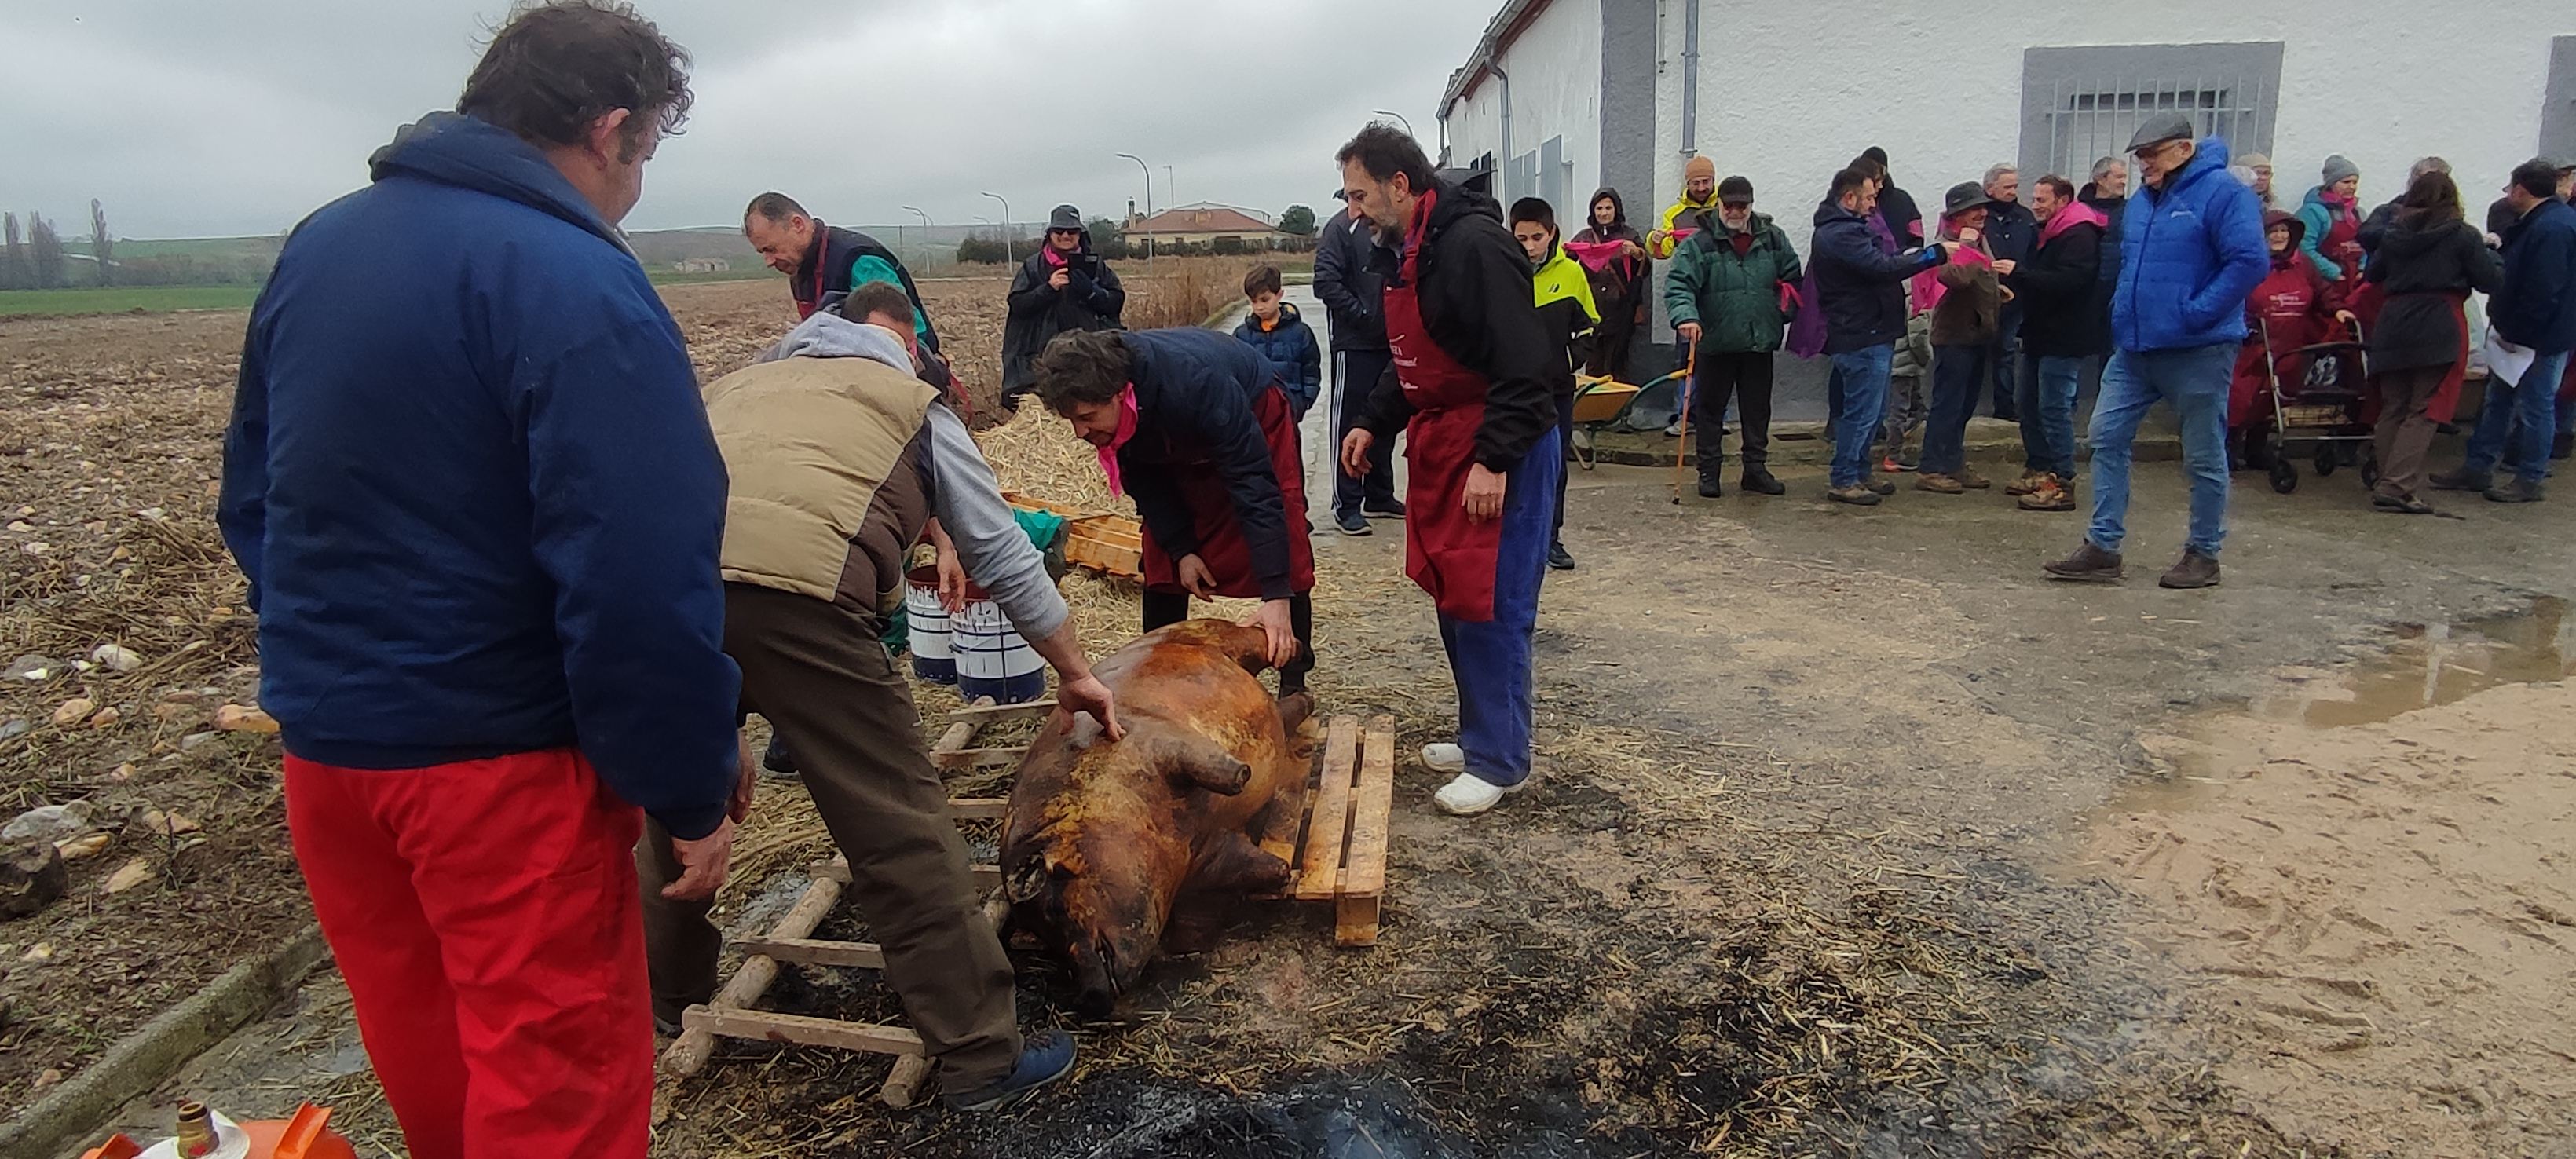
[{"xmin": 1128, "ymin": 207, "xmax": 1279, "ymax": 234}]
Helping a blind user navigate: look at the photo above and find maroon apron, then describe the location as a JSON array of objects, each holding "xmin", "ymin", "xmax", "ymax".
[
  {"xmin": 1136, "ymin": 387, "xmax": 1315, "ymax": 598},
  {"xmin": 1384, "ymin": 190, "xmax": 1505, "ymax": 623}
]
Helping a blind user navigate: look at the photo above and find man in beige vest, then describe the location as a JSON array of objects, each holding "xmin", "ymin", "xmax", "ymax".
[{"xmin": 638, "ymin": 282, "xmax": 1117, "ymax": 1111}]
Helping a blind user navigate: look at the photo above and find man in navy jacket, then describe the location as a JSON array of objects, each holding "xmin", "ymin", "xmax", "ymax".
[
  {"xmin": 2442, "ymin": 158, "xmax": 2576, "ymax": 503},
  {"xmin": 2046, "ymin": 115, "xmax": 2268, "ymax": 590},
  {"xmin": 217, "ymin": 6, "xmax": 738, "ymax": 1154}
]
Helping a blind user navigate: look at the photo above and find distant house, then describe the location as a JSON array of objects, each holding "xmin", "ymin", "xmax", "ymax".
[
  {"xmin": 1125, "ymin": 205, "xmax": 1285, "ymax": 250},
  {"xmin": 674, "ymin": 258, "xmax": 732, "ymax": 274}
]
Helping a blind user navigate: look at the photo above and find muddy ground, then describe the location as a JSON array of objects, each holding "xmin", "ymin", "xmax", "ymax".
[{"xmin": 9, "ymin": 277, "xmax": 2574, "ymax": 1157}]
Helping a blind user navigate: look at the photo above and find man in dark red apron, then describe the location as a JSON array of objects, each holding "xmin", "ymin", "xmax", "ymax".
[
  {"xmin": 1035, "ymin": 327, "xmax": 1314, "ymax": 690},
  {"xmin": 1333, "ymin": 125, "xmax": 1564, "ymax": 817}
]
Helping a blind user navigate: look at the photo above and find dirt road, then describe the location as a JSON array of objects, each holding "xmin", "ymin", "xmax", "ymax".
[{"xmin": 16, "ymin": 280, "xmax": 2576, "ymax": 1157}]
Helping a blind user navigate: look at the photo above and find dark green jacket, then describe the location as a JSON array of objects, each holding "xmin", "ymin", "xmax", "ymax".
[{"xmin": 1663, "ymin": 210, "xmax": 1805, "ymax": 353}]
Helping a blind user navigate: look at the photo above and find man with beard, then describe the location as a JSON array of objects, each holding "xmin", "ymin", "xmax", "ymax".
[{"xmin": 1335, "ymin": 124, "xmax": 1561, "ymax": 817}]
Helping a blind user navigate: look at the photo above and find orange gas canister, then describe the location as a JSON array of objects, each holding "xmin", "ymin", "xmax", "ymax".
[{"xmin": 83, "ymin": 1102, "xmax": 357, "ymax": 1159}]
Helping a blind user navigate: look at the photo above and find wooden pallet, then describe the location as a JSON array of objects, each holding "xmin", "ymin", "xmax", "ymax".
[
  {"xmin": 1002, "ymin": 491, "xmax": 1144, "ymax": 580},
  {"xmin": 657, "ymin": 700, "xmax": 1396, "ymax": 1105}
]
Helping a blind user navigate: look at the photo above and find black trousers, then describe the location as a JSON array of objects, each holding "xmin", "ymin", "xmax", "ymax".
[
  {"xmin": 1330, "ymin": 349, "xmax": 1398, "ymax": 516},
  {"xmin": 1692, "ymin": 349, "xmax": 1776, "ymax": 477},
  {"xmin": 1143, "ymin": 590, "xmax": 1314, "ymax": 694}
]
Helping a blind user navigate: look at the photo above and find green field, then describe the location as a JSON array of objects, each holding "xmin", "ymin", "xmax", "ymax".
[{"xmin": 0, "ymin": 285, "xmax": 264, "ymax": 316}]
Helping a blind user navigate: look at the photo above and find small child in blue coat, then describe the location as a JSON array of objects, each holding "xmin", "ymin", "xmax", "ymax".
[{"xmin": 1231, "ymin": 265, "xmax": 1322, "ymax": 419}]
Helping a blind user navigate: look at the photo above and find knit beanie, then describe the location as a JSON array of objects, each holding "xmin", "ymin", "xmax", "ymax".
[
  {"xmin": 2321, "ymin": 155, "xmax": 2358, "ymax": 187},
  {"xmin": 1684, "ymin": 155, "xmax": 1717, "ymax": 183}
]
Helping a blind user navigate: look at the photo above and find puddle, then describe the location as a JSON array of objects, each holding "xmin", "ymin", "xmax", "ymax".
[{"xmin": 2250, "ymin": 597, "xmax": 2573, "ymax": 729}]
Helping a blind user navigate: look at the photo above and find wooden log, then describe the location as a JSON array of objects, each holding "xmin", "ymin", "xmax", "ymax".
[
  {"xmin": 931, "ymin": 698, "xmax": 994, "ymax": 759},
  {"xmin": 931, "ymin": 746, "xmax": 1028, "ymax": 771},
  {"xmin": 811, "ymin": 857, "xmax": 1000, "ymax": 889},
  {"xmin": 880, "ymin": 1053, "xmax": 935, "ymax": 1108},
  {"xmin": 1294, "ymin": 716, "xmax": 1361, "ymax": 901},
  {"xmin": 738, "ymin": 937, "xmax": 884, "ymax": 970},
  {"xmin": 682, "ymin": 1007, "xmax": 923, "ymax": 1056},
  {"xmin": 1334, "ymin": 715, "xmax": 1398, "ymax": 946},
  {"xmin": 660, "ymin": 874, "xmax": 843, "ymax": 1076},
  {"xmin": 946, "ymin": 796, "xmax": 1009, "ymax": 820},
  {"xmin": 943, "ymin": 699, "xmax": 1057, "ymax": 725}
]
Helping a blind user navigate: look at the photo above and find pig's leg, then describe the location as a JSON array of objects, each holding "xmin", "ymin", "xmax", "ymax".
[{"xmin": 1151, "ymin": 733, "xmax": 1255, "ymax": 795}]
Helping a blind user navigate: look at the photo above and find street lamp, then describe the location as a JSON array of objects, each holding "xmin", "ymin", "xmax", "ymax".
[
  {"xmin": 1114, "ymin": 152, "xmax": 1154, "ymax": 269},
  {"xmin": 900, "ymin": 205, "xmax": 931, "ymax": 267},
  {"xmin": 982, "ymin": 191, "xmax": 1012, "ymax": 253},
  {"xmin": 1164, "ymin": 165, "xmax": 1175, "ymax": 208},
  {"xmin": 1372, "ymin": 108, "xmax": 1416, "ymax": 137}
]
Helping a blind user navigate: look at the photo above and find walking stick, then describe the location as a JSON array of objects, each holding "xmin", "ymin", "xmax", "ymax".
[{"xmin": 1670, "ymin": 346, "xmax": 1699, "ymax": 503}]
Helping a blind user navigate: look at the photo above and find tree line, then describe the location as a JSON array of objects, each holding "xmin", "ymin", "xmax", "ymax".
[
  {"xmin": 952, "ymin": 207, "xmax": 1321, "ymax": 266},
  {"xmin": 1, "ymin": 200, "xmax": 275, "ymax": 291}
]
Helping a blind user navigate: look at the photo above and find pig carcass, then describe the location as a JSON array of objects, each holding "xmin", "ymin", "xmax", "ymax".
[{"xmin": 1001, "ymin": 619, "xmax": 1312, "ymax": 1012}]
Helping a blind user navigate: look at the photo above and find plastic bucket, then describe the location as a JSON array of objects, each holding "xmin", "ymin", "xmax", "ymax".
[
  {"xmin": 903, "ymin": 566, "xmax": 956, "ymax": 685},
  {"xmin": 952, "ymin": 597, "xmax": 1046, "ymax": 704}
]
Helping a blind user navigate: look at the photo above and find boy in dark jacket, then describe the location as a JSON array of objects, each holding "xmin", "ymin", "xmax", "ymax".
[
  {"xmin": 2008, "ymin": 174, "xmax": 2111, "ymax": 510},
  {"xmin": 217, "ymin": 9, "xmax": 741, "ymax": 1152},
  {"xmin": 2442, "ymin": 159, "xmax": 2576, "ymax": 502},
  {"xmin": 1916, "ymin": 182, "xmax": 2007, "ymax": 495},
  {"xmin": 1002, "ymin": 205, "xmax": 1125, "ymax": 406},
  {"xmin": 1231, "ymin": 265, "xmax": 1322, "ymax": 419},
  {"xmin": 1664, "ymin": 175, "xmax": 1802, "ymax": 497}
]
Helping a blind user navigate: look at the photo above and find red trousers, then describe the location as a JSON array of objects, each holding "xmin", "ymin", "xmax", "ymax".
[{"xmin": 285, "ymin": 748, "xmax": 651, "ymax": 1159}]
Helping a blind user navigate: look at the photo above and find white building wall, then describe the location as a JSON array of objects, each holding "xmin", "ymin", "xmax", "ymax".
[
  {"xmin": 1668, "ymin": 2, "xmax": 2572, "ymax": 254},
  {"xmin": 1441, "ymin": 0, "xmax": 1604, "ymax": 217}
]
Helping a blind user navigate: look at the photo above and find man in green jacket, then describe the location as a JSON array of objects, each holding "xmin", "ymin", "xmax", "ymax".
[{"xmin": 1665, "ymin": 176, "xmax": 1803, "ymax": 497}]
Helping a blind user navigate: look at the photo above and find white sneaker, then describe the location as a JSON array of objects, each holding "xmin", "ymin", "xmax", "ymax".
[
  {"xmin": 1434, "ymin": 773, "xmax": 1509, "ymax": 816},
  {"xmin": 1420, "ymin": 743, "xmax": 1465, "ymax": 773}
]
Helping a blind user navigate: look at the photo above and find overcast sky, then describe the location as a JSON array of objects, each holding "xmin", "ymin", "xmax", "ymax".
[{"xmin": 0, "ymin": 0, "xmax": 1498, "ymax": 239}]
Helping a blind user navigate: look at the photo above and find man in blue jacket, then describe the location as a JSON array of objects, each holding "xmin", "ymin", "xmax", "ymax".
[
  {"xmin": 2436, "ymin": 158, "xmax": 2576, "ymax": 503},
  {"xmin": 1314, "ymin": 196, "xmax": 1404, "ymax": 533},
  {"xmin": 2046, "ymin": 115, "xmax": 2268, "ymax": 590},
  {"xmin": 217, "ymin": 6, "xmax": 738, "ymax": 1155}
]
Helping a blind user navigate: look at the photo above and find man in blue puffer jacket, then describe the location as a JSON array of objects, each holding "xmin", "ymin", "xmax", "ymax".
[
  {"xmin": 2045, "ymin": 115, "xmax": 2268, "ymax": 590},
  {"xmin": 218, "ymin": 6, "xmax": 742, "ymax": 1151}
]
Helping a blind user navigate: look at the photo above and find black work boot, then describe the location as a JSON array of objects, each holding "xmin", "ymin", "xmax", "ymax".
[
  {"xmin": 2484, "ymin": 477, "xmax": 2545, "ymax": 504},
  {"xmin": 2043, "ymin": 541, "xmax": 2124, "ymax": 583},
  {"xmin": 2158, "ymin": 549, "xmax": 2223, "ymax": 590},
  {"xmin": 1697, "ymin": 470, "xmax": 1723, "ymax": 499},
  {"xmin": 1740, "ymin": 466, "xmax": 1785, "ymax": 495},
  {"xmin": 2428, "ymin": 466, "xmax": 2492, "ymax": 492}
]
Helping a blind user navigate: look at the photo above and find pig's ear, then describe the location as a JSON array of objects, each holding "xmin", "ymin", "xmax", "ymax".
[{"xmin": 1151, "ymin": 734, "xmax": 1253, "ymax": 795}]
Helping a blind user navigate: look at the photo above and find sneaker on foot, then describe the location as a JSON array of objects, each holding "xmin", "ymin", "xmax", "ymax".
[
  {"xmin": 1334, "ymin": 511, "xmax": 1373, "ymax": 536},
  {"xmin": 1363, "ymin": 499, "xmax": 1407, "ymax": 519},
  {"xmin": 1420, "ymin": 742, "xmax": 1465, "ymax": 773},
  {"xmin": 1433, "ymin": 772, "xmax": 1521, "ymax": 816},
  {"xmin": 1740, "ymin": 469, "xmax": 1785, "ymax": 495},
  {"xmin": 2158, "ymin": 549, "xmax": 2222, "ymax": 590},
  {"xmin": 2004, "ymin": 471, "xmax": 2046, "ymax": 496},
  {"xmin": 1957, "ymin": 468, "xmax": 1992, "ymax": 489},
  {"xmin": 2428, "ymin": 467, "xmax": 2491, "ymax": 492},
  {"xmin": 2484, "ymin": 478, "xmax": 2545, "ymax": 503},
  {"xmin": 2017, "ymin": 475, "xmax": 2076, "ymax": 511},
  {"xmin": 1915, "ymin": 473, "xmax": 1966, "ymax": 494},
  {"xmin": 2043, "ymin": 541, "xmax": 2124, "ymax": 583},
  {"xmin": 1826, "ymin": 484, "xmax": 1884, "ymax": 506},
  {"xmin": 947, "ymin": 1029, "xmax": 1078, "ymax": 1112},
  {"xmin": 1547, "ymin": 543, "xmax": 1576, "ymax": 571}
]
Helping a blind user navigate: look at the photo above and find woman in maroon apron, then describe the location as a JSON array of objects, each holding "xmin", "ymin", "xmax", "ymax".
[{"xmin": 1031, "ymin": 327, "xmax": 1315, "ymax": 692}]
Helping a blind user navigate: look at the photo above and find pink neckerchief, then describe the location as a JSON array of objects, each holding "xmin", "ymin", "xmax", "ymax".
[
  {"xmin": 1096, "ymin": 386, "xmax": 1140, "ymax": 497},
  {"xmin": 2039, "ymin": 199, "xmax": 2109, "ymax": 246},
  {"xmin": 1044, "ymin": 246, "xmax": 1070, "ymax": 269}
]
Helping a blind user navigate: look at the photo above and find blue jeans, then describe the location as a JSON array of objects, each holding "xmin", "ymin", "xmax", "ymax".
[
  {"xmin": 1920, "ymin": 344, "xmax": 1987, "ymax": 477},
  {"xmin": 2087, "ymin": 346, "xmax": 2234, "ymax": 558},
  {"xmin": 1827, "ymin": 344, "xmax": 1894, "ymax": 487},
  {"xmin": 2464, "ymin": 349, "xmax": 2572, "ymax": 484},
  {"xmin": 2017, "ymin": 354, "xmax": 2087, "ymax": 477},
  {"xmin": 1440, "ymin": 434, "xmax": 1561, "ymax": 788}
]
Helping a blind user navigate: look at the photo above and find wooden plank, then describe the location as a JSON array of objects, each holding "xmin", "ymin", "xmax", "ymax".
[
  {"xmin": 813, "ymin": 857, "xmax": 1001, "ymax": 889},
  {"xmin": 1340, "ymin": 715, "xmax": 1397, "ymax": 898},
  {"xmin": 931, "ymin": 697, "xmax": 994, "ymax": 759},
  {"xmin": 683, "ymin": 1007, "xmax": 923, "ymax": 1057},
  {"xmin": 946, "ymin": 796, "xmax": 1008, "ymax": 820},
  {"xmin": 1334, "ymin": 715, "xmax": 1398, "ymax": 947},
  {"xmin": 943, "ymin": 698, "xmax": 1057, "ymax": 725},
  {"xmin": 739, "ymin": 937, "xmax": 884, "ymax": 969},
  {"xmin": 931, "ymin": 745, "xmax": 1027, "ymax": 771},
  {"xmin": 1294, "ymin": 716, "xmax": 1361, "ymax": 901},
  {"xmin": 661, "ymin": 873, "xmax": 842, "ymax": 1076},
  {"xmin": 880, "ymin": 1054, "xmax": 935, "ymax": 1108}
]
